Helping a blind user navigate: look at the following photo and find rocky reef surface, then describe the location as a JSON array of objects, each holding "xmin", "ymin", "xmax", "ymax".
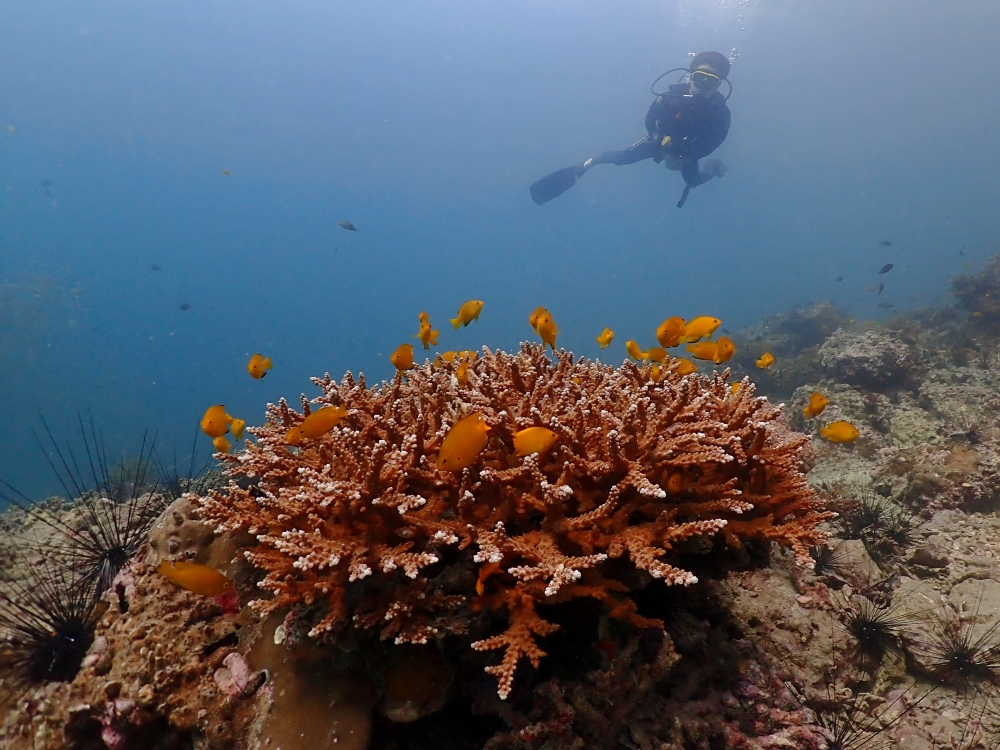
[{"xmin": 6, "ymin": 255, "xmax": 1000, "ymax": 749}]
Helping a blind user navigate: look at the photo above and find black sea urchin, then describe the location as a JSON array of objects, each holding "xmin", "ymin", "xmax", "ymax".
[
  {"xmin": 922, "ymin": 610, "xmax": 1000, "ymax": 693},
  {"xmin": 834, "ymin": 489, "xmax": 888, "ymax": 541},
  {"xmin": 861, "ymin": 502, "xmax": 923, "ymax": 568},
  {"xmin": 0, "ymin": 413, "xmax": 166, "ymax": 597},
  {"xmin": 838, "ymin": 593, "xmax": 911, "ymax": 674},
  {"xmin": 833, "ymin": 487, "xmax": 922, "ymax": 568},
  {"xmin": 878, "ymin": 503, "xmax": 922, "ymax": 551},
  {"xmin": 0, "ymin": 552, "xmax": 102, "ymax": 695},
  {"xmin": 154, "ymin": 428, "xmax": 215, "ymax": 502},
  {"xmin": 812, "ymin": 542, "xmax": 851, "ymax": 584},
  {"xmin": 821, "ymin": 683, "xmax": 934, "ymax": 750}
]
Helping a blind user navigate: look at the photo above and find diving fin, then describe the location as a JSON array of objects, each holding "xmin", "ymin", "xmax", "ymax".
[
  {"xmin": 530, "ymin": 164, "xmax": 590, "ymax": 205},
  {"xmin": 676, "ymin": 185, "xmax": 691, "ymax": 208}
]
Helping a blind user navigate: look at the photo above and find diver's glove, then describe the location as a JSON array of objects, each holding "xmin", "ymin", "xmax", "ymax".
[{"xmin": 700, "ymin": 158, "xmax": 727, "ymax": 179}]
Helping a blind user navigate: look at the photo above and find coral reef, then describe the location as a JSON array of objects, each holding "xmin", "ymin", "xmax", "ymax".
[
  {"xmin": 738, "ymin": 302, "xmax": 849, "ymax": 361},
  {"xmin": 197, "ymin": 344, "xmax": 832, "ymax": 699},
  {"xmin": 147, "ymin": 497, "xmax": 215, "ymax": 566},
  {"xmin": 730, "ymin": 302, "xmax": 848, "ymax": 398},
  {"xmin": 15, "ymin": 252, "xmax": 1000, "ymax": 749},
  {"xmin": 952, "ymin": 252, "xmax": 1000, "ymax": 326},
  {"xmin": 818, "ymin": 329, "xmax": 917, "ymax": 390},
  {"xmin": 0, "ymin": 556, "xmax": 258, "ymax": 750}
]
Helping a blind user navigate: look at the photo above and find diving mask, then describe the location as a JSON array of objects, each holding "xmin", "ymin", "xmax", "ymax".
[{"xmin": 690, "ymin": 70, "xmax": 722, "ymax": 90}]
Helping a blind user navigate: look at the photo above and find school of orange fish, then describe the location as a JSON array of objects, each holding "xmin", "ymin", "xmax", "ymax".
[{"xmin": 172, "ymin": 302, "xmax": 859, "ymax": 596}]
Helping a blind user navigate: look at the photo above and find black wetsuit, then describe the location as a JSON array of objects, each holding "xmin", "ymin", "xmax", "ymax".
[{"xmin": 592, "ymin": 82, "xmax": 731, "ymax": 188}]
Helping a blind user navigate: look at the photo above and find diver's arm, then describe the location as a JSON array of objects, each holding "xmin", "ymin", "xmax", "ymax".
[{"xmin": 644, "ymin": 94, "xmax": 675, "ymax": 143}]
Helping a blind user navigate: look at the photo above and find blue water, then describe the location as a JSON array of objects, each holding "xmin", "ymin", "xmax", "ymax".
[{"xmin": 2, "ymin": 0, "xmax": 999, "ymax": 497}]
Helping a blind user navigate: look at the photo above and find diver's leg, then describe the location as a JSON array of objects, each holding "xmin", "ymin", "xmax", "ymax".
[
  {"xmin": 676, "ymin": 158, "xmax": 727, "ymax": 208},
  {"xmin": 529, "ymin": 137, "xmax": 661, "ymax": 206},
  {"xmin": 586, "ymin": 137, "xmax": 659, "ymax": 167},
  {"xmin": 682, "ymin": 158, "xmax": 728, "ymax": 188}
]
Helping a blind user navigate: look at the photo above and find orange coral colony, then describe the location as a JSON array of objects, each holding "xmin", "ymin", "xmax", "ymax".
[{"xmin": 196, "ymin": 344, "xmax": 832, "ymax": 699}]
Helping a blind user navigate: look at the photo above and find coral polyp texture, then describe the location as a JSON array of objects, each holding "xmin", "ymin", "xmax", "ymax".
[{"xmin": 196, "ymin": 344, "xmax": 832, "ymax": 698}]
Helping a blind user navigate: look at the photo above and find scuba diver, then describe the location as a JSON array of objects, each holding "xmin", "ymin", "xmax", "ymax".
[{"xmin": 530, "ymin": 51, "xmax": 731, "ymax": 209}]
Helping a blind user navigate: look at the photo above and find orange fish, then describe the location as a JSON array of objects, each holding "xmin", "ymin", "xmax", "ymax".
[
  {"xmin": 665, "ymin": 472, "xmax": 685, "ymax": 494},
  {"xmin": 712, "ymin": 335, "xmax": 736, "ymax": 364},
  {"xmin": 513, "ymin": 427, "xmax": 559, "ymax": 457},
  {"xmin": 437, "ymin": 350, "xmax": 478, "ymax": 366},
  {"xmin": 456, "ymin": 360, "xmax": 470, "ymax": 387},
  {"xmin": 730, "ymin": 382, "xmax": 741, "ymax": 394},
  {"xmin": 656, "ymin": 317, "xmax": 686, "ymax": 348},
  {"xmin": 212, "ymin": 436, "xmax": 232, "ymax": 454},
  {"xmin": 247, "ymin": 353, "xmax": 272, "ymax": 379},
  {"xmin": 756, "ymin": 352, "xmax": 775, "ymax": 369},
  {"xmin": 682, "ymin": 316, "xmax": 722, "ymax": 343},
  {"xmin": 803, "ymin": 393, "xmax": 829, "ymax": 419},
  {"xmin": 300, "ymin": 405, "xmax": 349, "ymax": 439},
  {"xmin": 476, "ymin": 562, "xmax": 502, "ymax": 596},
  {"xmin": 231, "ymin": 419, "xmax": 246, "ymax": 441},
  {"xmin": 529, "ymin": 307, "xmax": 549, "ymax": 331},
  {"xmin": 158, "ymin": 560, "xmax": 233, "ymax": 597},
  {"xmin": 647, "ymin": 347, "xmax": 667, "ymax": 363},
  {"xmin": 201, "ymin": 405, "xmax": 233, "ymax": 438},
  {"xmin": 536, "ymin": 311, "xmax": 558, "ymax": 351},
  {"xmin": 685, "ymin": 341, "xmax": 718, "ymax": 361},
  {"xmin": 285, "ymin": 426, "xmax": 305, "ymax": 445},
  {"xmin": 596, "ymin": 327, "xmax": 614, "ymax": 349},
  {"xmin": 626, "ymin": 340, "xmax": 647, "ymax": 361},
  {"xmin": 649, "ymin": 364, "xmax": 665, "ymax": 383},
  {"xmin": 820, "ymin": 421, "xmax": 860, "ymax": 443},
  {"xmin": 418, "ymin": 323, "xmax": 439, "ymax": 350},
  {"xmin": 419, "ymin": 311, "xmax": 430, "ymax": 324},
  {"xmin": 451, "ymin": 300, "xmax": 483, "ymax": 328},
  {"xmin": 391, "ymin": 343, "xmax": 415, "ymax": 371},
  {"xmin": 416, "ymin": 314, "xmax": 439, "ymax": 350},
  {"xmin": 672, "ymin": 358, "xmax": 698, "ymax": 376},
  {"xmin": 437, "ymin": 413, "xmax": 490, "ymax": 471}
]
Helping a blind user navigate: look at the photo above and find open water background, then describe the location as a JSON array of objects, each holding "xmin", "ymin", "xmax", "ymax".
[{"xmin": 1, "ymin": 0, "xmax": 999, "ymax": 497}]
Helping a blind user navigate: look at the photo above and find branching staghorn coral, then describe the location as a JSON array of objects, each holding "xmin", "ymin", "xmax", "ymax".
[{"xmin": 196, "ymin": 344, "xmax": 833, "ymax": 698}]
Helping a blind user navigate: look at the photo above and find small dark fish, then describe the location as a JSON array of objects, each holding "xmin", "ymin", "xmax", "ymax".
[
  {"xmin": 722, "ymin": 328, "xmax": 730, "ymax": 334},
  {"xmin": 836, "ymin": 276, "xmax": 844, "ymax": 282},
  {"xmin": 180, "ymin": 303, "xmax": 191, "ymax": 311},
  {"xmin": 42, "ymin": 180, "xmax": 51, "ymax": 196},
  {"xmin": 878, "ymin": 283, "xmax": 885, "ymax": 296},
  {"xmin": 878, "ymin": 240, "xmax": 892, "ymax": 247},
  {"xmin": 150, "ymin": 264, "xmax": 161, "ymax": 272},
  {"xmin": 959, "ymin": 250, "xmax": 964, "ymax": 256},
  {"xmin": 339, "ymin": 220, "xmax": 358, "ymax": 232},
  {"xmin": 877, "ymin": 302, "xmax": 896, "ymax": 310},
  {"xmin": 221, "ymin": 170, "xmax": 231, "ymax": 176},
  {"xmin": 878, "ymin": 263, "xmax": 894, "ymax": 275}
]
